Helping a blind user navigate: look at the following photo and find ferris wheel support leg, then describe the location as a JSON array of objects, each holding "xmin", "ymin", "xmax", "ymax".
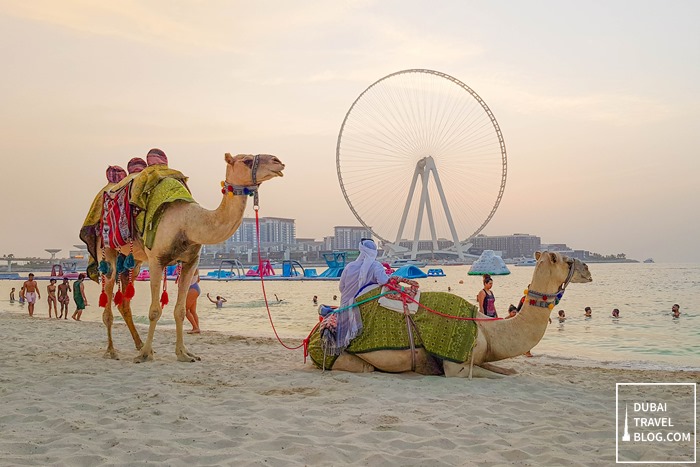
[
  {"xmin": 411, "ymin": 168, "xmax": 431, "ymax": 260},
  {"xmin": 423, "ymin": 188, "xmax": 440, "ymax": 252},
  {"xmin": 426, "ymin": 157, "xmax": 464, "ymax": 259},
  {"xmin": 395, "ymin": 163, "xmax": 422, "ymax": 252}
]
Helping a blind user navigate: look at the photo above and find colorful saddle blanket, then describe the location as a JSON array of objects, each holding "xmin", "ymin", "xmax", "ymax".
[
  {"xmin": 308, "ymin": 290, "xmax": 479, "ymax": 371},
  {"xmin": 101, "ymin": 182, "xmax": 134, "ymax": 249}
]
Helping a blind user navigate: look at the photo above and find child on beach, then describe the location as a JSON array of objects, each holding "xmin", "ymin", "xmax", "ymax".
[
  {"xmin": 47, "ymin": 279, "xmax": 58, "ymax": 318},
  {"xmin": 71, "ymin": 274, "xmax": 88, "ymax": 321},
  {"xmin": 10, "ymin": 287, "xmax": 15, "ymax": 302},
  {"xmin": 57, "ymin": 278, "xmax": 71, "ymax": 319}
]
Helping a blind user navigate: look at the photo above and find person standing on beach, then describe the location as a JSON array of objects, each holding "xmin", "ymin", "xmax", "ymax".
[
  {"xmin": 71, "ymin": 273, "xmax": 88, "ymax": 321},
  {"xmin": 47, "ymin": 279, "xmax": 58, "ymax": 318},
  {"xmin": 22, "ymin": 273, "xmax": 40, "ymax": 317},
  {"xmin": 185, "ymin": 269, "xmax": 201, "ymax": 334},
  {"xmin": 57, "ymin": 278, "xmax": 71, "ymax": 319},
  {"xmin": 671, "ymin": 304, "xmax": 680, "ymax": 319},
  {"xmin": 10, "ymin": 287, "xmax": 15, "ymax": 302},
  {"xmin": 477, "ymin": 274, "xmax": 498, "ymax": 318},
  {"xmin": 584, "ymin": 306, "xmax": 592, "ymax": 318}
]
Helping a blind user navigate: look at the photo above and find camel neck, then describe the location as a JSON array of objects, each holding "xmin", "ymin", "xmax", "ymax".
[{"xmin": 186, "ymin": 193, "xmax": 248, "ymax": 246}]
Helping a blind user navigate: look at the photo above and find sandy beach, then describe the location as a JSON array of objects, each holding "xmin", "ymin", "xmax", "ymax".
[{"xmin": 1, "ymin": 310, "xmax": 697, "ymax": 466}]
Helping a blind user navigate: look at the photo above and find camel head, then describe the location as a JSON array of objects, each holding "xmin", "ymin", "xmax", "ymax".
[
  {"xmin": 224, "ymin": 153, "xmax": 285, "ymax": 186},
  {"xmin": 533, "ymin": 251, "xmax": 593, "ymax": 290}
]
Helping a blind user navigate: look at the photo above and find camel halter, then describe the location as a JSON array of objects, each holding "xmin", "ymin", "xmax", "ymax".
[
  {"xmin": 523, "ymin": 259, "xmax": 576, "ymax": 310},
  {"xmin": 221, "ymin": 154, "xmax": 261, "ymax": 207}
]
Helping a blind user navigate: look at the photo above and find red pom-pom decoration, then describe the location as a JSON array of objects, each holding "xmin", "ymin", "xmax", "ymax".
[
  {"xmin": 228, "ymin": 185, "xmax": 233, "ymax": 192},
  {"xmin": 125, "ymin": 283, "xmax": 135, "ymax": 299},
  {"xmin": 99, "ymin": 291, "xmax": 108, "ymax": 308},
  {"xmin": 113, "ymin": 290, "xmax": 123, "ymax": 306},
  {"xmin": 529, "ymin": 299, "xmax": 536, "ymax": 306},
  {"xmin": 160, "ymin": 290, "xmax": 169, "ymax": 306},
  {"xmin": 542, "ymin": 295, "xmax": 548, "ymax": 301}
]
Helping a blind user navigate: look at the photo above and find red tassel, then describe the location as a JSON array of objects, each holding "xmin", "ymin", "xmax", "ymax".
[
  {"xmin": 160, "ymin": 290, "xmax": 169, "ymax": 306},
  {"xmin": 125, "ymin": 282, "xmax": 135, "ymax": 299},
  {"xmin": 99, "ymin": 291, "xmax": 108, "ymax": 308},
  {"xmin": 114, "ymin": 290, "xmax": 123, "ymax": 306}
]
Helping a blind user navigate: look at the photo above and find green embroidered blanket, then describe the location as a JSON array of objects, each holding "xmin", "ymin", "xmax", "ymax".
[{"xmin": 308, "ymin": 290, "xmax": 478, "ymax": 370}]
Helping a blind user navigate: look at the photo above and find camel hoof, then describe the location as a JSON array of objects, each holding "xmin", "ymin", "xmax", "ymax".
[
  {"xmin": 103, "ymin": 349, "xmax": 119, "ymax": 360},
  {"xmin": 133, "ymin": 352, "xmax": 154, "ymax": 363},
  {"xmin": 177, "ymin": 353, "xmax": 199, "ymax": 363}
]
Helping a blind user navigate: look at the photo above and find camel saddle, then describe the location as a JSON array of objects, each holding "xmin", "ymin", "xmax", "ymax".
[{"xmin": 308, "ymin": 289, "xmax": 479, "ymax": 371}]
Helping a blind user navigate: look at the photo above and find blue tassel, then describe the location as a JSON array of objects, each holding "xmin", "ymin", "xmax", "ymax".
[
  {"xmin": 99, "ymin": 260, "xmax": 112, "ymax": 276},
  {"xmin": 124, "ymin": 253, "xmax": 135, "ymax": 270},
  {"xmin": 116, "ymin": 255, "xmax": 126, "ymax": 275}
]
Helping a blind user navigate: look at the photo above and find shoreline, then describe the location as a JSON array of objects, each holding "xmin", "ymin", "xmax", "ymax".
[{"xmin": 1, "ymin": 310, "xmax": 697, "ymax": 465}]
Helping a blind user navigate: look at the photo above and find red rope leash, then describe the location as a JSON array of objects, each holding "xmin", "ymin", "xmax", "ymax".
[
  {"xmin": 255, "ymin": 207, "xmax": 317, "ymax": 359},
  {"xmin": 383, "ymin": 282, "xmax": 503, "ymax": 321}
]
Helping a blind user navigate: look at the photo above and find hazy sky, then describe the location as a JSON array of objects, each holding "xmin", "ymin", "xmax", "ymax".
[{"xmin": 1, "ymin": 1, "xmax": 698, "ymax": 262}]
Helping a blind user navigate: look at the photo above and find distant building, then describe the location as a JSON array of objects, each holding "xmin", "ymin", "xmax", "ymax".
[
  {"xmin": 333, "ymin": 226, "xmax": 372, "ymax": 250},
  {"xmin": 470, "ymin": 233, "xmax": 541, "ymax": 259},
  {"xmin": 203, "ymin": 217, "xmax": 296, "ymax": 257}
]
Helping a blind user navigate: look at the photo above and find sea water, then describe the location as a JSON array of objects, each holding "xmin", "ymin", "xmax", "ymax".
[{"xmin": 2, "ymin": 263, "xmax": 698, "ymax": 371}]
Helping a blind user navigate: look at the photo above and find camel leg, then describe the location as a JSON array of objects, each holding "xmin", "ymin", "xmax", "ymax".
[
  {"xmin": 102, "ymin": 250, "xmax": 119, "ymax": 360},
  {"xmin": 133, "ymin": 265, "xmax": 163, "ymax": 363},
  {"xmin": 331, "ymin": 352, "xmax": 375, "ymax": 373},
  {"xmin": 117, "ymin": 263, "xmax": 143, "ymax": 351},
  {"xmin": 444, "ymin": 361, "xmax": 507, "ymax": 378},
  {"xmin": 173, "ymin": 260, "xmax": 200, "ymax": 362}
]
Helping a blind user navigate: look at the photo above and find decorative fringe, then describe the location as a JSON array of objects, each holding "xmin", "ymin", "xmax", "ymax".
[
  {"xmin": 124, "ymin": 252, "xmax": 135, "ymax": 270},
  {"xmin": 99, "ymin": 291, "xmax": 108, "ymax": 307},
  {"xmin": 160, "ymin": 290, "xmax": 169, "ymax": 306},
  {"xmin": 125, "ymin": 282, "xmax": 135, "ymax": 299},
  {"xmin": 99, "ymin": 260, "xmax": 112, "ymax": 276},
  {"xmin": 116, "ymin": 254, "xmax": 126, "ymax": 275},
  {"xmin": 114, "ymin": 290, "xmax": 124, "ymax": 306}
]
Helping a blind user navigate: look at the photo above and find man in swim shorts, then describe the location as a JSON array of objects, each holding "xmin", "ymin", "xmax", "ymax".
[
  {"xmin": 57, "ymin": 277, "xmax": 71, "ymax": 319},
  {"xmin": 22, "ymin": 273, "xmax": 41, "ymax": 317}
]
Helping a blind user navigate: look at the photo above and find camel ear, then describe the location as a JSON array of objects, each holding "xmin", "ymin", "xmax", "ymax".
[
  {"xmin": 535, "ymin": 251, "xmax": 542, "ymax": 260},
  {"xmin": 225, "ymin": 153, "xmax": 235, "ymax": 165},
  {"xmin": 549, "ymin": 252, "xmax": 558, "ymax": 263}
]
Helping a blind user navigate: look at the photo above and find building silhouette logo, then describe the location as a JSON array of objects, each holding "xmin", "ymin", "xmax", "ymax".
[{"xmin": 622, "ymin": 404, "xmax": 631, "ymax": 442}]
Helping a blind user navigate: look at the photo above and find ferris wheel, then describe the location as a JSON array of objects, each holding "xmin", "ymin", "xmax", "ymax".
[{"xmin": 336, "ymin": 69, "xmax": 508, "ymax": 259}]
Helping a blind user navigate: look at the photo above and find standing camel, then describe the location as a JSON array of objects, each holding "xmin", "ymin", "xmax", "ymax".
[{"xmin": 92, "ymin": 153, "xmax": 284, "ymax": 362}]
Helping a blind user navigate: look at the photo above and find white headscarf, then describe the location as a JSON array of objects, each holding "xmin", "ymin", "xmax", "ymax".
[{"xmin": 357, "ymin": 239, "xmax": 378, "ymax": 287}]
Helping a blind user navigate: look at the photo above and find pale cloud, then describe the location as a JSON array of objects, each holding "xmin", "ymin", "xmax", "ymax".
[
  {"xmin": 0, "ymin": 0, "xmax": 230, "ymax": 52},
  {"xmin": 496, "ymin": 86, "xmax": 676, "ymax": 126}
]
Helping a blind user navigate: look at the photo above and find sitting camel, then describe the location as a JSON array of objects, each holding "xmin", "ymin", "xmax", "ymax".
[
  {"xmin": 317, "ymin": 251, "xmax": 592, "ymax": 377},
  {"xmin": 88, "ymin": 153, "xmax": 284, "ymax": 362}
]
